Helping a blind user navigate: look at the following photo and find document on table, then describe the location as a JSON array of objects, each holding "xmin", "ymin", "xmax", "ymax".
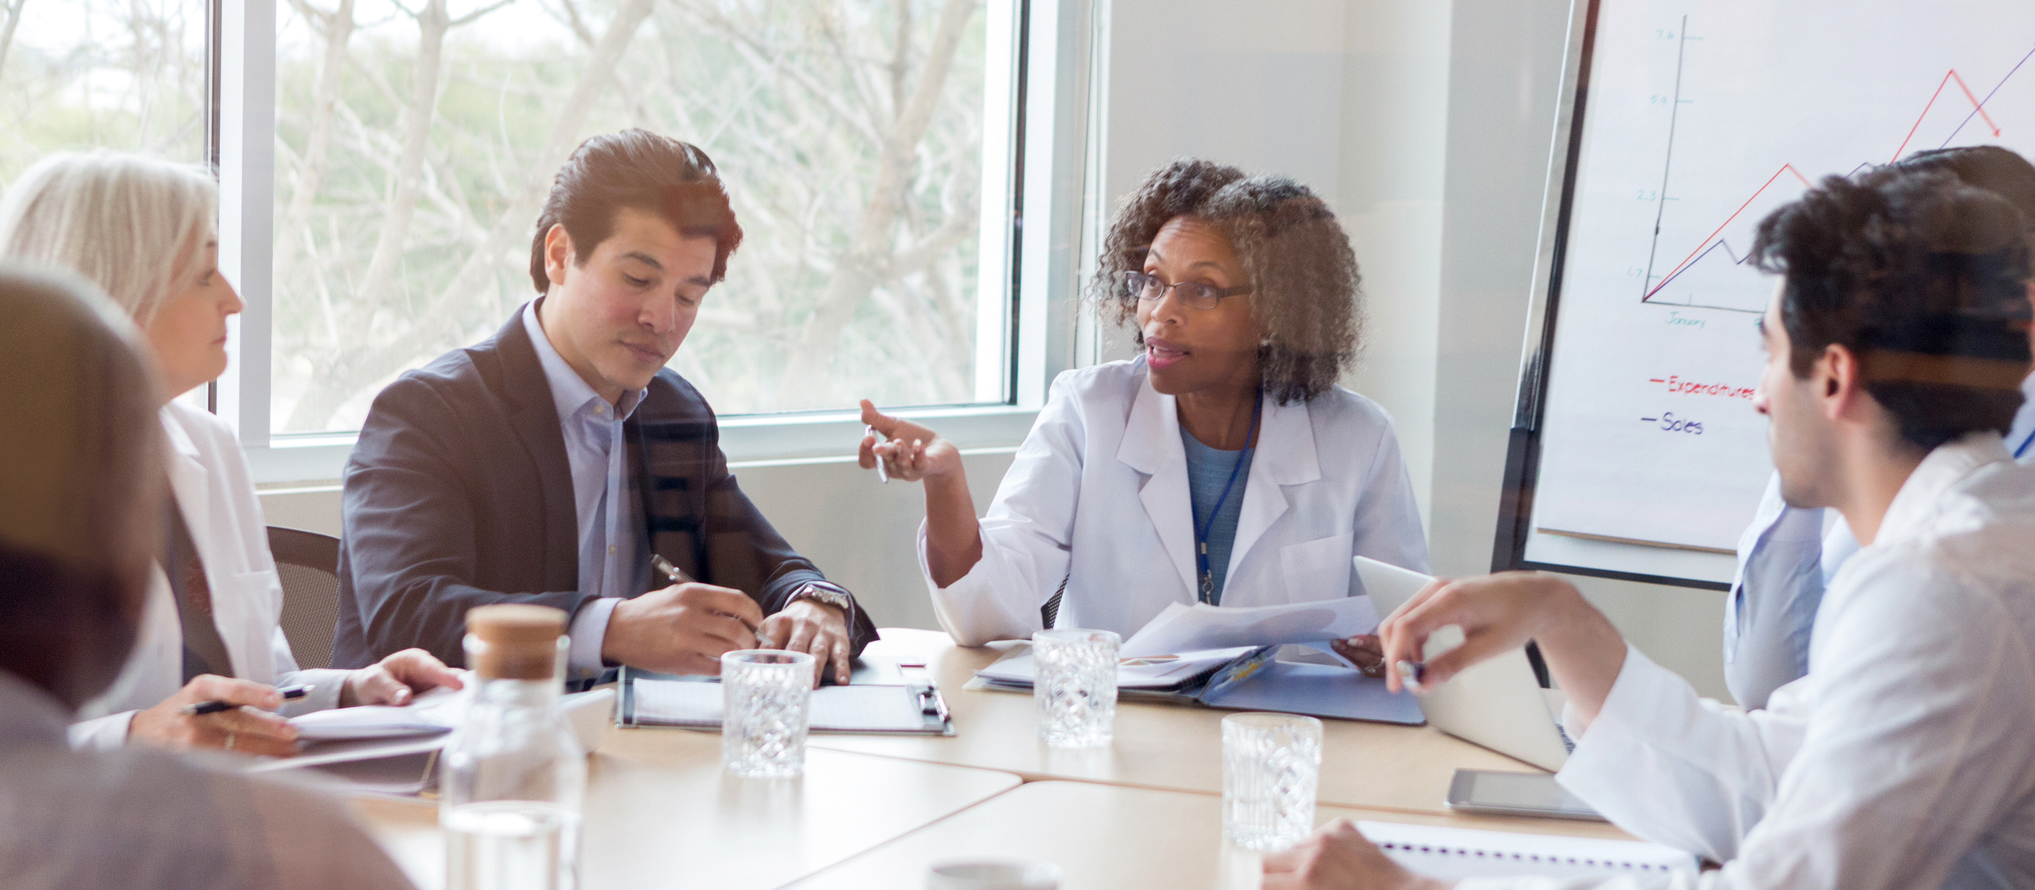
[
  {"xmin": 1119, "ymin": 596, "xmax": 1381, "ymax": 657},
  {"xmin": 287, "ymin": 684, "xmax": 467, "ymax": 740},
  {"xmin": 974, "ymin": 646, "xmax": 1264, "ymax": 691},
  {"xmin": 627, "ymin": 680, "xmax": 943, "ymax": 733},
  {"xmin": 1357, "ymin": 821, "xmax": 1698, "ymax": 879},
  {"xmin": 1202, "ymin": 661, "xmax": 1422, "ymax": 725}
]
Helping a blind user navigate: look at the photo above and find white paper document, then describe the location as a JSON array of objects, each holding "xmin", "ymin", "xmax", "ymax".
[
  {"xmin": 1357, "ymin": 821, "xmax": 1697, "ymax": 879},
  {"xmin": 1119, "ymin": 597, "xmax": 1380, "ymax": 658},
  {"xmin": 287, "ymin": 684, "xmax": 468, "ymax": 740},
  {"xmin": 974, "ymin": 646, "xmax": 1264, "ymax": 690}
]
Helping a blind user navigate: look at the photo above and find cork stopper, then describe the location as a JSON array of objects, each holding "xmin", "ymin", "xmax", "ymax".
[{"xmin": 466, "ymin": 604, "xmax": 567, "ymax": 680}]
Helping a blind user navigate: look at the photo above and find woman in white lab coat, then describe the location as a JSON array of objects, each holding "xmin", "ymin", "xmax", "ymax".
[
  {"xmin": 0, "ymin": 152, "xmax": 459, "ymax": 755},
  {"xmin": 861, "ymin": 159, "xmax": 1429, "ymax": 648}
]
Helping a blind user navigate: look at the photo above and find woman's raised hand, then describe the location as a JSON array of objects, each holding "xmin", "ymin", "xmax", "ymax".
[{"xmin": 859, "ymin": 400, "xmax": 963, "ymax": 483}]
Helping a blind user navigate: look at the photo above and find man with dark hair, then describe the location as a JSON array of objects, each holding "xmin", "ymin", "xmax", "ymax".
[
  {"xmin": 0, "ymin": 265, "xmax": 413, "ymax": 890},
  {"xmin": 334, "ymin": 130, "xmax": 875, "ymax": 685},
  {"xmin": 1725, "ymin": 144, "xmax": 2035, "ymax": 709},
  {"xmin": 1268, "ymin": 169, "xmax": 2035, "ymax": 888}
]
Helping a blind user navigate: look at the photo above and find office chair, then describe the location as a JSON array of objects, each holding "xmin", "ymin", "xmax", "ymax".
[{"xmin": 267, "ymin": 526, "xmax": 343, "ymax": 670}]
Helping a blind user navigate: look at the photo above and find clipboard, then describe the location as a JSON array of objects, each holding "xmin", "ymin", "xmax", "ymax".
[{"xmin": 618, "ymin": 658, "xmax": 955, "ymax": 736}]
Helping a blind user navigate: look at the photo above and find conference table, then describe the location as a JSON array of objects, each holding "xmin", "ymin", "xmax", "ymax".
[{"xmin": 351, "ymin": 628, "xmax": 1634, "ymax": 889}]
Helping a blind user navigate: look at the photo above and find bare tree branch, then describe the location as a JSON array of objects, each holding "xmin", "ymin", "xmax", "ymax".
[
  {"xmin": 283, "ymin": 0, "xmax": 656, "ymax": 430},
  {"xmin": 777, "ymin": 0, "xmax": 979, "ymax": 397},
  {"xmin": 274, "ymin": 0, "xmax": 356, "ymax": 291},
  {"xmin": 0, "ymin": 0, "xmax": 28, "ymax": 78}
]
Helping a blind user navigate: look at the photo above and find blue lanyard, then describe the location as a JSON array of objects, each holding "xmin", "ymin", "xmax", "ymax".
[
  {"xmin": 2015, "ymin": 426, "xmax": 2035, "ymax": 460},
  {"xmin": 1195, "ymin": 391, "xmax": 1262, "ymax": 606}
]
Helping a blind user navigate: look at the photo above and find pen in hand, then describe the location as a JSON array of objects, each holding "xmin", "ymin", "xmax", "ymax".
[
  {"xmin": 182, "ymin": 684, "xmax": 312, "ymax": 716},
  {"xmin": 864, "ymin": 424, "xmax": 889, "ymax": 483},
  {"xmin": 650, "ymin": 554, "xmax": 777, "ymax": 649},
  {"xmin": 1395, "ymin": 660, "xmax": 1429, "ymax": 694}
]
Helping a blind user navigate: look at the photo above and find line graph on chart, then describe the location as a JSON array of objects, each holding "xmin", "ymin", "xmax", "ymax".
[{"xmin": 1635, "ymin": 15, "xmax": 2035, "ymax": 315}]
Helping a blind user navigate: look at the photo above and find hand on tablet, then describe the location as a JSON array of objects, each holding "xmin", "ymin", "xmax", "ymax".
[{"xmin": 1376, "ymin": 571, "xmax": 1626, "ymax": 725}]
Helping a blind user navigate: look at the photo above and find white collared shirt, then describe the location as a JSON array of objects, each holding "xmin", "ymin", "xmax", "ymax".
[
  {"xmin": 520, "ymin": 300, "xmax": 651, "ymax": 673},
  {"xmin": 921, "ymin": 357, "xmax": 1430, "ymax": 645},
  {"xmin": 69, "ymin": 402, "xmax": 351, "ymax": 748},
  {"xmin": 1460, "ymin": 433, "xmax": 2035, "ymax": 890}
]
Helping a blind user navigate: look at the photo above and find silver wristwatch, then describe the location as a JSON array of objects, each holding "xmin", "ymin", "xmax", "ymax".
[{"xmin": 789, "ymin": 582, "xmax": 853, "ymax": 615}]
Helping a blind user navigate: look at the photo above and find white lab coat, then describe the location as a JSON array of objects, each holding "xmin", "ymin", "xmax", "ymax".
[
  {"xmin": 1457, "ymin": 434, "xmax": 2035, "ymax": 890},
  {"xmin": 68, "ymin": 402, "xmax": 348, "ymax": 749},
  {"xmin": 922, "ymin": 358, "xmax": 1430, "ymax": 645},
  {"xmin": 1725, "ymin": 375, "xmax": 2035, "ymax": 708}
]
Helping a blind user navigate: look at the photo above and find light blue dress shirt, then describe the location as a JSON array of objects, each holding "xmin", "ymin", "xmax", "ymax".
[
  {"xmin": 521, "ymin": 301, "xmax": 652, "ymax": 674},
  {"xmin": 1726, "ymin": 373, "xmax": 2035, "ymax": 708},
  {"xmin": 1180, "ymin": 428, "xmax": 1254, "ymax": 606}
]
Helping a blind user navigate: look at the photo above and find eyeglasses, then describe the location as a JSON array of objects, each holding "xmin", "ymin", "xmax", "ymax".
[{"xmin": 1117, "ymin": 271, "xmax": 1251, "ymax": 310}]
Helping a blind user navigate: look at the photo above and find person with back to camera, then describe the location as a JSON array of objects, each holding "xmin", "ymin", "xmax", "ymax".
[
  {"xmin": 1266, "ymin": 167, "xmax": 2035, "ymax": 889},
  {"xmin": 0, "ymin": 151, "xmax": 461, "ymax": 756},
  {"xmin": 860, "ymin": 158, "xmax": 1428, "ymax": 656},
  {"xmin": 0, "ymin": 264, "xmax": 414, "ymax": 889}
]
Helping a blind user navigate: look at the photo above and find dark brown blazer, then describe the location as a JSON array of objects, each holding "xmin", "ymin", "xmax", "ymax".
[{"xmin": 331, "ymin": 305, "xmax": 877, "ymax": 670}]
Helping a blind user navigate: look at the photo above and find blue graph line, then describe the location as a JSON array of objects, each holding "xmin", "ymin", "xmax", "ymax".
[
  {"xmin": 1649, "ymin": 239, "xmax": 1753, "ymax": 296},
  {"xmin": 1940, "ymin": 44, "xmax": 2035, "ymax": 148}
]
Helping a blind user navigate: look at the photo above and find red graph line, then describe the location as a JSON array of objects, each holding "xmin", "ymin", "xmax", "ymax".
[
  {"xmin": 1892, "ymin": 69, "xmax": 1998, "ymax": 160},
  {"xmin": 1949, "ymin": 70, "xmax": 2002, "ymax": 137},
  {"xmin": 1644, "ymin": 164, "xmax": 1808, "ymax": 299},
  {"xmin": 1649, "ymin": 55, "xmax": 2020, "ymax": 305}
]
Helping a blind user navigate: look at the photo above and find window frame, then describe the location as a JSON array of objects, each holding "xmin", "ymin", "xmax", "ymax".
[{"xmin": 211, "ymin": 0, "xmax": 1100, "ymax": 484}]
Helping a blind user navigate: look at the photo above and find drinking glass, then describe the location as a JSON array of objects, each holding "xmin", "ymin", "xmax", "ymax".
[
  {"xmin": 1221, "ymin": 712, "xmax": 1323, "ymax": 851},
  {"xmin": 1032, "ymin": 628, "xmax": 1119, "ymax": 747},
  {"xmin": 721, "ymin": 650, "xmax": 815, "ymax": 777}
]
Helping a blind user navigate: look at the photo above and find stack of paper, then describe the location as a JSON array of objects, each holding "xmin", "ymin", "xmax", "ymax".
[
  {"xmin": 973, "ymin": 646, "xmax": 1265, "ymax": 692},
  {"xmin": 1357, "ymin": 821, "xmax": 1698, "ymax": 879},
  {"xmin": 1118, "ymin": 596, "xmax": 1380, "ymax": 657}
]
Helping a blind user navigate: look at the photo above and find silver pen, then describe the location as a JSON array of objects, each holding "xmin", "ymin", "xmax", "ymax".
[
  {"xmin": 864, "ymin": 424, "xmax": 889, "ymax": 483},
  {"xmin": 1395, "ymin": 660, "xmax": 1429, "ymax": 693},
  {"xmin": 651, "ymin": 554, "xmax": 776, "ymax": 649}
]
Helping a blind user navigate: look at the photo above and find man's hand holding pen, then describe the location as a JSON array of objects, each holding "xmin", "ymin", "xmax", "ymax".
[
  {"xmin": 601, "ymin": 580, "xmax": 770, "ymax": 677},
  {"xmin": 610, "ymin": 553, "xmax": 850, "ymax": 688}
]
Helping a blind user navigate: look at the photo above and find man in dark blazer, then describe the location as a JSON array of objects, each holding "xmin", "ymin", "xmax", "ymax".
[{"xmin": 333, "ymin": 130, "xmax": 875, "ymax": 686}]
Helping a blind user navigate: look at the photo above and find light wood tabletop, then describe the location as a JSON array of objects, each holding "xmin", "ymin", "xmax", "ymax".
[
  {"xmin": 786, "ymin": 780, "xmax": 1637, "ymax": 890},
  {"xmin": 809, "ymin": 629, "xmax": 1553, "ymax": 817},
  {"xmin": 352, "ymin": 724, "xmax": 1021, "ymax": 890}
]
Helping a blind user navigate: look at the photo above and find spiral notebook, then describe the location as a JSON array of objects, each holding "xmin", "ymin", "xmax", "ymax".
[{"xmin": 1357, "ymin": 821, "xmax": 1699, "ymax": 879}]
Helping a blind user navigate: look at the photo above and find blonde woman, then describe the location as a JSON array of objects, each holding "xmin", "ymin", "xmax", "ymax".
[{"xmin": 0, "ymin": 151, "xmax": 460, "ymax": 754}]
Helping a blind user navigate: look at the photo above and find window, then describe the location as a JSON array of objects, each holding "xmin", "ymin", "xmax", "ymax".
[
  {"xmin": 0, "ymin": 0, "xmax": 209, "ymax": 175},
  {"xmin": 2, "ymin": 0, "xmax": 211, "ymax": 411},
  {"xmin": 197, "ymin": 0, "xmax": 1094, "ymax": 482},
  {"xmin": 265, "ymin": 0, "xmax": 1017, "ymax": 436}
]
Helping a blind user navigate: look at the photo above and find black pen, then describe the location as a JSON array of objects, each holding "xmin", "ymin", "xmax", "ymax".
[
  {"xmin": 182, "ymin": 684, "xmax": 312, "ymax": 716},
  {"xmin": 651, "ymin": 554, "xmax": 777, "ymax": 648}
]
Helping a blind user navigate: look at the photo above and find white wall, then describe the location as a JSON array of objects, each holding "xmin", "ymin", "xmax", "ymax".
[
  {"xmin": 1099, "ymin": 0, "xmax": 1452, "ymax": 530},
  {"xmin": 1431, "ymin": 0, "xmax": 1728, "ymax": 698},
  {"xmin": 260, "ymin": 0, "xmax": 1731, "ymax": 698}
]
